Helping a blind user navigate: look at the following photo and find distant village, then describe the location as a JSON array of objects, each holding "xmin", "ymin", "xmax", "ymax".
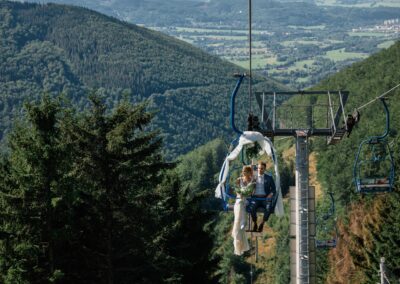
[{"xmin": 352, "ymin": 18, "xmax": 400, "ymax": 33}]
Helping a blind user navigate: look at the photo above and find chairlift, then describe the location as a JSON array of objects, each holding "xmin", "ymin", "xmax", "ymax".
[
  {"xmin": 353, "ymin": 98, "xmax": 395, "ymax": 193},
  {"xmin": 316, "ymin": 192, "xmax": 338, "ymax": 249},
  {"xmin": 216, "ymin": 74, "xmax": 281, "ymax": 216}
]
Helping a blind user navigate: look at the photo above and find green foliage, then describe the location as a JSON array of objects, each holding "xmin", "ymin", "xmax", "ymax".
[
  {"xmin": 176, "ymin": 138, "xmax": 227, "ymax": 192},
  {"xmin": 0, "ymin": 94, "xmax": 223, "ymax": 283},
  {"xmin": 270, "ymin": 209, "xmax": 291, "ymax": 284},
  {"xmin": 0, "ymin": 95, "xmax": 72, "ymax": 283},
  {"xmin": 0, "ymin": 1, "xmax": 287, "ymax": 159}
]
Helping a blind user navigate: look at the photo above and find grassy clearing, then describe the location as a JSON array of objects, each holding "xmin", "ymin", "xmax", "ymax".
[
  {"xmin": 373, "ymin": 0, "xmax": 400, "ymax": 7},
  {"xmin": 281, "ymin": 40, "xmax": 320, "ymax": 47},
  {"xmin": 175, "ymin": 27, "xmax": 244, "ymax": 34},
  {"xmin": 228, "ymin": 54, "xmax": 270, "ymax": 69},
  {"xmin": 324, "ymin": 48, "xmax": 369, "ymax": 62},
  {"xmin": 223, "ymin": 46, "xmax": 270, "ymax": 55},
  {"xmin": 281, "ymin": 40, "xmax": 335, "ymax": 48},
  {"xmin": 188, "ymin": 35, "xmax": 247, "ymax": 41},
  {"xmin": 174, "ymin": 27, "xmax": 272, "ymax": 35},
  {"xmin": 288, "ymin": 25, "xmax": 326, "ymax": 30},
  {"xmin": 270, "ymin": 59, "xmax": 315, "ymax": 72},
  {"xmin": 294, "ymin": 59, "xmax": 315, "ymax": 69},
  {"xmin": 315, "ymin": 0, "xmax": 400, "ymax": 7},
  {"xmin": 377, "ymin": 40, "xmax": 396, "ymax": 49},
  {"xmin": 265, "ymin": 56, "xmax": 278, "ymax": 65},
  {"xmin": 296, "ymin": 77, "xmax": 311, "ymax": 83},
  {"xmin": 178, "ymin": 37, "xmax": 195, "ymax": 44},
  {"xmin": 348, "ymin": 31, "xmax": 390, "ymax": 37},
  {"xmin": 252, "ymin": 41, "xmax": 265, "ymax": 48}
]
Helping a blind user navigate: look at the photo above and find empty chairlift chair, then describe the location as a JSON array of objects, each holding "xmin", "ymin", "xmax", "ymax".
[{"xmin": 353, "ymin": 98, "xmax": 395, "ymax": 194}]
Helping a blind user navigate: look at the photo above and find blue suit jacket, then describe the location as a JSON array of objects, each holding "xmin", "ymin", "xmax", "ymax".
[{"xmin": 263, "ymin": 173, "xmax": 276, "ymax": 197}]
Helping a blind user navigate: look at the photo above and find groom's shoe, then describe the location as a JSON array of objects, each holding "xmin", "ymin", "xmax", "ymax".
[
  {"xmin": 252, "ymin": 223, "xmax": 258, "ymax": 232},
  {"xmin": 258, "ymin": 223, "xmax": 264, "ymax": 232}
]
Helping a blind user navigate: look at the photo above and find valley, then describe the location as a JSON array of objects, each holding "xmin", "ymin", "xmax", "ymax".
[
  {"xmin": 152, "ymin": 18, "xmax": 398, "ymax": 89},
  {"xmin": 17, "ymin": 0, "xmax": 400, "ymax": 89}
]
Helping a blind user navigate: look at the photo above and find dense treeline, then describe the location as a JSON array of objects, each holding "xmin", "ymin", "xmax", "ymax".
[
  {"xmin": 0, "ymin": 95, "xmax": 229, "ymax": 283},
  {"xmin": 0, "ymin": 1, "xmax": 287, "ymax": 159}
]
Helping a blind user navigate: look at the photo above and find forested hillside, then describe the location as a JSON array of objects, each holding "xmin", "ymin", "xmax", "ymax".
[
  {"xmin": 2, "ymin": 1, "xmax": 399, "ymax": 283},
  {"xmin": 19, "ymin": 0, "xmax": 400, "ymax": 27},
  {"xmin": 0, "ymin": 1, "xmax": 287, "ymax": 158},
  {"xmin": 312, "ymin": 41, "xmax": 400, "ymax": 282}
]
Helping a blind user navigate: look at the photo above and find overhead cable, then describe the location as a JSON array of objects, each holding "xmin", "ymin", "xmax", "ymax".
[{"xmin": 356, "ymin": 83, "xmax": 400, "ymax": 111}]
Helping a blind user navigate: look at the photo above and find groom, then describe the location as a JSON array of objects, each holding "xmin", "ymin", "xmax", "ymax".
[{"xmin": 248, "ymin": 161, "xmax": 276, "ymax": 232}]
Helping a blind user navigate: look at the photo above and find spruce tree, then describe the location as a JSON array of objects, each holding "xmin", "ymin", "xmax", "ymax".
[
  {"xmin": 63, "ymin": 95, "xmax": 172, "ymax": 283},
  {"xmin": 0, "ymin": 95, "xmax": 69, "ymax": 283}
]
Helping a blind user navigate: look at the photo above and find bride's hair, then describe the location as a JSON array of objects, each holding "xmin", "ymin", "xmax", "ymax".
[{"xmin": 242, "ymin": 165, "xmax": 253, "ymax": 176}]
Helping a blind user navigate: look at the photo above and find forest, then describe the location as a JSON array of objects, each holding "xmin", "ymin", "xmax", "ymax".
[
  {"xmin": 21, "ymin": 0, "xmax": 400, "ymax": 90},
  {"xmin": 0, "ymin": 1, "xmax": 287, "ymax": 159},
  {"xmin": 1, "ymin": 1, "xmax": 400, "ymax": 283},
  {"xmin": 22, "ymin": 0, "xmax": 400, "ymax": 28},
  {"xmin": 0, "ymin": 94, "xmax": 228, "ymax": 283}
]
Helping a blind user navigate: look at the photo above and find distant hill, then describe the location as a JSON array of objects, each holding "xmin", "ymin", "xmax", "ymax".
[
  {"xmin": 15, "ymin": 0, "xmax": 400, "ymax": 27},
  {"xmin": 0, "ymin": 1, "xmax": 287, "ymax": 158}
]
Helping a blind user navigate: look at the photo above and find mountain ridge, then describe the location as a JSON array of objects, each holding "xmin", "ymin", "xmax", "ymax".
[{"xmin": 0, "ymin": 1, "xmax": 288, "ymax": 157}]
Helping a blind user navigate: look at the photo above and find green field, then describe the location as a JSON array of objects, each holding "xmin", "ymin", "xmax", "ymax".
[
  {"xmin": 315, "ymin": 0, "xmax": 400, "ymax": 8},
  {"xmin": 189, "ymin": 35, "xmax": 247, "ymax": 41},
  {"xmin": 377, "ymin": 40, "xmax": 396, "ymax": 49},
  {"xmin": 288, "ymin": 25, "xmax": 326, "ymax": 30},
  {"xmin": 268, "ymin": 59, "xmax": 316, "ymax": 74},
  {"xmin": 324, "ymin": 48, "xmax": 369, "ymax": 62},
  {"xmin": 174, "ymin": 27, "xmax": 272, "ymax": 35},
  {"xmin": 348, "ymin": 31, "xmax": 391, "ymax": 37},
  {"xmin": 374, "ymin": 0, "xmax": 400, "ymax": 7},
  {"xmin": 296, "ymin": 77, "xmax": 311, "ymax": 83},
  {"xmin": 293, "ymin": 59, "xmax": 315, "ymax": 70},
  {"xmin": 227, "ymin": 54, "xmax": 278, "ymax": 69},
  {"xmin": 281, "ymin": 40, "xmax": 324, "ymax": 47}
]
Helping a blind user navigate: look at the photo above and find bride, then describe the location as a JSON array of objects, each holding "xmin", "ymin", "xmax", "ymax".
[{"xmin": 232, "ymin": 165, "xmax": 255, "ymax": 255}]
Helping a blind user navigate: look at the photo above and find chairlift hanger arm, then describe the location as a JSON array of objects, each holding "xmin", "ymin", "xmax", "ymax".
[
  {"xmin": 230, "ymin": 74, "xmax": 246, "ymax": 135},
  {"xmin": 377, "ymin": 98, "xmax": 390, "ymax": 140},
  {"xmin": 361, "ymin": 98, "xmax": 390, "ymax": 142}
]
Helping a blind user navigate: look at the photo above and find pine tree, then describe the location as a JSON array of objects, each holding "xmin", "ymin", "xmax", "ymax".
[
  {"xmin": 63, "ymin": 95, "xmax": 172, "ymax": 283},
  {"xmin": 154, "ymin": 171, "xmax": 217, "ymax": 282},
  {"xmin": 0, "ymin": 95, "xmax": 70, "ymax": 283}
]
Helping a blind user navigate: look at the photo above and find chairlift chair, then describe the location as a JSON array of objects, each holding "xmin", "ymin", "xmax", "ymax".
[
  {"xmin": 315, "ymin": 192, "xmax": 338, "ymax": 249},
  {"xmin": 353, "ymin": 98, "xmax": 395, "ymax": 193},
  {"xmin": 217, "ymin": 74, "xmax": 280, "ymax": 216}
]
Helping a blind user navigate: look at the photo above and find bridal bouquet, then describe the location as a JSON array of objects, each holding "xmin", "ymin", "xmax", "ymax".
[{"xmin": 235, "ymin": 182, "xmax": 255, "ymax": 197}]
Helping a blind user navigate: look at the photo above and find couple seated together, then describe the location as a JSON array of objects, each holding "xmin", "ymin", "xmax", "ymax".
[{"xmin": 235, "ymin": 161, "xmax": 276, "ymax": 232}]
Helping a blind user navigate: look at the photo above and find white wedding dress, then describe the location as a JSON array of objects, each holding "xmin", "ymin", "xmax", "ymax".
[{"xmin": 232, "ymin": 179, "xmax": 250, "ymax": 255}]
